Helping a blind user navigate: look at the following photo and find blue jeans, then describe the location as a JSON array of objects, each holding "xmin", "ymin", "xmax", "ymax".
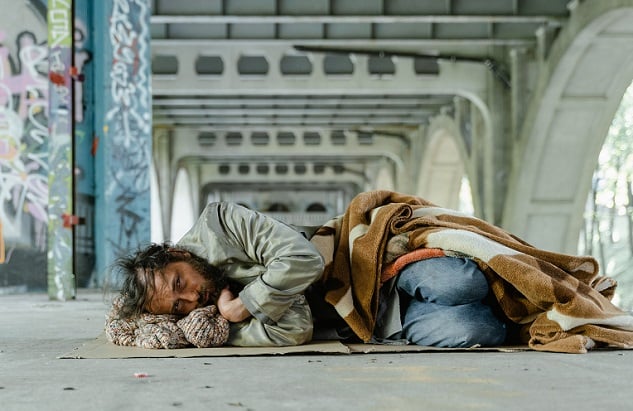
[{"xmin": 396, "ymin": 257, "xmax": 506, "ymax": 348}]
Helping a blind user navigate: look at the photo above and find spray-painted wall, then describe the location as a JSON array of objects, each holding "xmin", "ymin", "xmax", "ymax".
[
  {"xmin": 73, "ymin": 0, "xmax": 96, "ymax": 288},
  {"xmin": 0, "ymin": 0, "xmax": 150, "ymax": 293},
  {"xmin": 0, "ymin": 1, "xmax": 49, "ymax": 291},
  {"xmin": 93, "ymin": 0, "xmax": 152, "ymax": 287}
]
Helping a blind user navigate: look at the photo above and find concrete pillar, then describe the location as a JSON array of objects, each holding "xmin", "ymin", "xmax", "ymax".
[
  {"xmin": 510, "ymin": 48, "xmax": 528, "ymax": 141},
  {"xmin": 47, "ymin": 0, "xmax": 75, "ymax": 300},
  {"xmin": 93, "ymin": 0, "xmax": 152, "ymax": 286},
  {"xmin": 73, "ymin": 0, "xmax": 97, "ymax": 288},
  {"xmin": 186, "ymin": 163, "xmax": 202, "ymax": 218},
  {"xmin": 486, "ymin": 60, "xmax": 512, "ymax": 225},
  {"xmin": 153, "ymin": 127, "xmax": 172, "ymax": 241},
  {"xmin": 469, "ymin": 103, "xmax": 487, "ymax": 218}
]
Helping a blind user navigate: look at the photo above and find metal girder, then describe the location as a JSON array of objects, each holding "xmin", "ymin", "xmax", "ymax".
[
  {"xmin": 151, "ymin": 0, "xmax": 572, "ymax": 19},
  {"xmin": 151, "ymin": 41, "xmax": 490, "ymax": 94},
  {"xmin": 153, "ymin": 108, "xmax": 436, "ymax": 116},
  {"xmin": 151, "ymin": 15, "xmax": 563, "ymax": 25},
  {"xmin": 152, "ymin": 92, "xmax": 453, "ymax": 128},
  {"xmin": 170, "ymin": 127, "xmax": 409, "ymax": 162},
  {"xmin": 152, "ymin": 96, "xmax": 456, "ymax": 107},
  {"xmin": 155, "ymin": 117, "xmax": 429, "ymax": 127},
  {"xmin": 147, "ymin": 0, "xmax": 574, "ymax": 221},
  {"xmin": 152, "ymin": 38, "xmax": 537, "ymax": 48},
  {"xmin": 151, "ymin": 40, "xmax": 487, "ymax": 133}
]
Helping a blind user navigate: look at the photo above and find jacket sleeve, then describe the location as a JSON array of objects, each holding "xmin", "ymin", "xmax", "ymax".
[{"xmin": 185, "ymin": 202, "xmax": 325, "ymax": 325}]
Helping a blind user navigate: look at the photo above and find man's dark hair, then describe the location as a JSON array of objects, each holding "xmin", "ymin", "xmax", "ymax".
[{"xmin": 112, "ymin": 242, "xmax": 226, "ymax": 319}]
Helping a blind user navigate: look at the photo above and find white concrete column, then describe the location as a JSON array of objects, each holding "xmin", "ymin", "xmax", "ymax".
[
  {"xmin": 186, "ymin": 162, "xmax": 202, "ymax": 218},
  {"xmin": 153, "ymin": 127, "xmax": 172, "ymax": 240}
]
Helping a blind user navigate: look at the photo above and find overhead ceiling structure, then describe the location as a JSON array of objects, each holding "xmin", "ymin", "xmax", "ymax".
[{"xmin": 149, "ymin": 0, "xmax": 574, "ymax": 225}]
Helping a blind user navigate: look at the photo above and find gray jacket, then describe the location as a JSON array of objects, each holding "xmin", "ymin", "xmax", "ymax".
[{"xmin": 177, "ymin": 202, "xmax": 325, "ymax": 346}]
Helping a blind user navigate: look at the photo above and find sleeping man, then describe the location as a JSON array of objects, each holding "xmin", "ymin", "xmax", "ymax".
[{"xmin": 106, "ymin": 190, "xmax": 633, "ymax": 353}]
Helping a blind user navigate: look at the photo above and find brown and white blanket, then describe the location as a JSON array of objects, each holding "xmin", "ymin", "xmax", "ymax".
[{"xmin": 310, "ymin": 190, "xmax": 633, "ymax": 353}]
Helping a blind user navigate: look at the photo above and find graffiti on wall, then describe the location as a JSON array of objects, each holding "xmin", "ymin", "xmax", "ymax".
[
  {"xmin": 0, "ymin": 0, "xmax": 98, "ymax": 291},
  {"xmin": 0, "ymin": 30, "xmax": 49, "ymax": 256},
  {"xmin": 47, "ymin": 0, "xmax": 75, "ymax": 299},
  {"xmin": 104, "ymin": 0, "xmax": 151, "ymax": 259},
  {"xmin": 73, "ymin": 19, "xmax": 91, "ymax": 125}
]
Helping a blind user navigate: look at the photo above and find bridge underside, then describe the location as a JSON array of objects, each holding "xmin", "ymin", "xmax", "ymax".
[{"xmin": 150, "ymin": 0, "xmax": 633, "ymax": 255}]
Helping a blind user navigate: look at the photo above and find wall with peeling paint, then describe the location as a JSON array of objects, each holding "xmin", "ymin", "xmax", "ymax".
[
  {"xmin": 93, "ymin": 0, "xmax": 152, "ymax": 287},
  {"xmin": 0, "ymin": 0, "xmax": 50, "ymax": 292},
  {"xmin": 73, "ymin": 0, "xmax": 97, "ymax": 289},
  {"xmin": 0, "ymin": 0, "xmax": 150, "ymax": 294}
]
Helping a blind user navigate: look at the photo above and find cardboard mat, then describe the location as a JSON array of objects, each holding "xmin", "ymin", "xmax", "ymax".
[{"xmin": 60, "ymin": 334, "xmax": 529, "ymax": 359}]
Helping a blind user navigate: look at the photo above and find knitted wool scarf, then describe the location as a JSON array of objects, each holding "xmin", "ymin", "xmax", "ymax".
[{"xmin": 105, "ymin": 294, "xmax": 230, "ymax": 349}]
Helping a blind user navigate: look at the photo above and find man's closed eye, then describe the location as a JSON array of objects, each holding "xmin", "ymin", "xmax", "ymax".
[{"xmin": 172, "ymin": 299, "xmax": 181, "ymax": 315}]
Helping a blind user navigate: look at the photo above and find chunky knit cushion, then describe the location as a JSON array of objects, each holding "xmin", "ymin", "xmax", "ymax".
[
  {"xmin": 105, "ymin": 294, "xmax": 229, "ymax": 349},
  {"xmin": 177, "ymin": 305, "xmax": 230, "ymax": 347}
]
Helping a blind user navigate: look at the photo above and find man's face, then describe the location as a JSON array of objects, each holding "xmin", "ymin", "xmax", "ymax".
[{"xmin": 145, "ymin": 261, "xmax": 215, "ymax": 315}]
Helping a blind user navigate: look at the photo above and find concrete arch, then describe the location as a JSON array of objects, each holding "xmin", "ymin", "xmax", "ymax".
[
  {"xmin": 373, "ymin": 163, "xmax": 396, "ymax": 192},
  {"xmin": 418, "ymin": 92, "xmax": 494, "ymax": 220},
  {"xmin": 417, "ymin": 116, "xmax": 468, "ymax": 211},
  {"xmin": 170, "ymin": 167, "xmax": 195, "ymax": 242},
  {"xmin": 504, "ymin": 1, "xmax": 633, "ymax": 253}
]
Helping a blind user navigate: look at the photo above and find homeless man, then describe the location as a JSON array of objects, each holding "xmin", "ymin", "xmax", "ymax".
[{"xmin": 105, "ymin": 190, "xmax": 633, "ymax": 353}]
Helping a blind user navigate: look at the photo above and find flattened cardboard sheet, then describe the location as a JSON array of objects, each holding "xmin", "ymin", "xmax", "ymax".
[
  {"xmin": 60, "ymin": 334, "xmax": 351, "ymax": 359},
  {"xmin": 60, "ymin": 334, "xmax": 530, "ymax": 359},
  {"xmin": 345, "ymin": 343, "xmax": 530, "ymax": 354}
]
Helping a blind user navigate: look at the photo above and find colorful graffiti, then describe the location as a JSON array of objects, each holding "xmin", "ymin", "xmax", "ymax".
[
  {"xmin": 1, "ymin": 0, "xmax": 151, "ymax": 288},
  {"xmin": 0, "ymin": 0, "xmax": 94, "ymax": 290},
  {"xmin": 47, "ymin": 0, "xmax": 75, "ymax": 300},
  {"xmin": 72, "ymin": 3, "xmax": 97, "ymax": 288},
  {"xmin": 73, "ymin": 18, "xmax": 91, "ymax": 125},
  {"xmin": 100, "ymin": 0, "xmax": 151, "ymax": 275},
  {"xmin": 0, "ymin": 30, "xmax": 49, "ymax": 254}
]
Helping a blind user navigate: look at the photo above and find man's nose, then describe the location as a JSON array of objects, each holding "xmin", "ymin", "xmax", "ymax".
[{"xmin": 181, "ymin": 289, "xmax": 199, "ymax": 302}]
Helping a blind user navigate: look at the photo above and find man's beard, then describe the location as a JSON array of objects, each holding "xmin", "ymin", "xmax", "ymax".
[{"xmin": 186, "ymin": 255, "xmax": 225, "ymax": 307}]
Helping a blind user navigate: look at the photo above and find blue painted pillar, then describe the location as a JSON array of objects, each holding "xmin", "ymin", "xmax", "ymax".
[
  {"xmin": 93, "ymin": 0, "xmax": 152, "ymax": 286},
  {"xmin": 73, "ymin": 0, "xmax": 97, "ymax": 288}
]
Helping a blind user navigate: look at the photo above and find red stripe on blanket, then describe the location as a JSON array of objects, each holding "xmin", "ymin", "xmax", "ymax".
[{"xmin": 381, "ymin": 248, "xmax": 445, "ymax": 284}]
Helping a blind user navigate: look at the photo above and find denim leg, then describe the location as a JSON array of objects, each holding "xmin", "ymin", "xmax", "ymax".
[
  {"xmin": 396, "ymin": 257, "xmax": 506, "ymax": 347},
  {"xmin": 396, "ymin": 257, "xmax": 489, "ymax": 305},
  {"xmin": 401, "ymin": 299, "xmax": 507, "ymax": 347}
]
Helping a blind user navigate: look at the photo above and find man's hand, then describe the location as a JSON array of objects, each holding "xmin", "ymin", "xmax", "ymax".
[{"xmin": 217, "ymin": 287, "xmax": 251, "ymax": 323}]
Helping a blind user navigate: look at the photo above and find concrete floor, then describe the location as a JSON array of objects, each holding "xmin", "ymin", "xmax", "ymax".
[{"xmin": 2, "ymin": 290, "xmax": 633, "ymax": 411}]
